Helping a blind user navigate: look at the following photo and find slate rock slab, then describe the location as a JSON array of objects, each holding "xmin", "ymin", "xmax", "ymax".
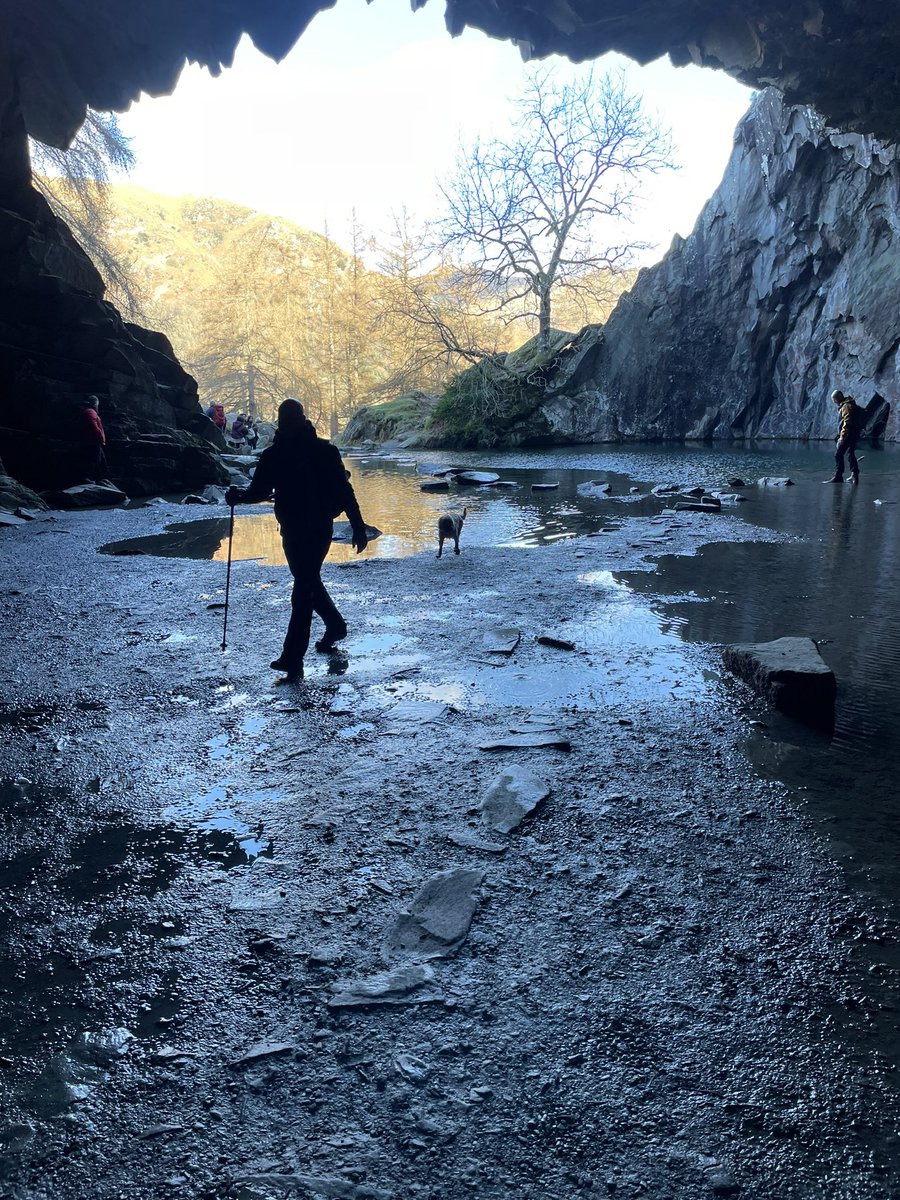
[
  {"xmin": 329, "ymin": 963, "xmax": 440, "ymax": 1008},
  {"xmin": 483, "ymin": 627, "xmax": 521, "ymax": 654},
  {"xmin": 479, "ymin": 732, "xmax": 571, "ymax": 751},
  {"xmin": 674, "ymin": 500, "xmax": 721, "ymax": 513},
  {"xmin": 722, "ymin": 636, "xmax": 836, "ymax": 730},
  {"xmin": 333, "ymin": 521, "xmax": 382, "ymax": 542},
  {"xmin": 231, "ymin": 1041, "xmax": 295, "ymax": 1066},
  {"xmin": 420, "ymin": 479, "xmax": 450, "ymax": 492},
  {"xmin": 480, "ymin": 764, "xmax": 550, "ymax": 833},
  {"xmin": 577, "ymin": 480, "xmax": 611, "ymax": 497},
  {"xmin": 456, "ymin": 470, "xmax": 499, "ymax": 484},
  {"xmin": 384, "ymin": 868, "xmax": 483, "ymax": 960},
  {"xmin": 531, "ymin": 482, "xmax": 559, "ymax": 491},
  {"xmin": 383, "ymin": 700, "xmax": 450, "ymax": 728},
  {"xmin": 757, "ymin": 476, "xmax": 795, "ymax": 487}
]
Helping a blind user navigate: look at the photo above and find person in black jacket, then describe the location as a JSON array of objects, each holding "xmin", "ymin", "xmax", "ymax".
[{"xmin": 225, "ymin": 398, "xmax": 368, "ymax": 681}]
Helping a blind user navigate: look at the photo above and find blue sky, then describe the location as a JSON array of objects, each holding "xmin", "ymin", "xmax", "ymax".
[{"xmin": 118, "ymin": 0, "xmax": 752, "ymax": 264}]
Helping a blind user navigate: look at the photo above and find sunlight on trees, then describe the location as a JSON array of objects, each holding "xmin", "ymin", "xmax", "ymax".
[
  {"xmin": 31, "ymin": 111, "xmax": 144, "ymax": 318},
  {"xmin": 28, "ymin": 71, "xmax": 664, "ymax": 435}
]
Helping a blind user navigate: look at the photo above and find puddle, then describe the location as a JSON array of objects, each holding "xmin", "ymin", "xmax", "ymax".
[{"xmin": 163, "ymin": 786, "xmax": 276, "ymax": 870}]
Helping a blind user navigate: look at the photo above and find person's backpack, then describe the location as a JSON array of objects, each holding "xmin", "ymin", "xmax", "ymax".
[{"xmin": 319, "ymin": 443, "xmax": 350, "ymax": 519}]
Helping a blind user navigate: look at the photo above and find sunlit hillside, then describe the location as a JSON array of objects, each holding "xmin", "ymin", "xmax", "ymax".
[{"xmin": 40, "ymin": 179, "xmax": 636, "ymax": 430}]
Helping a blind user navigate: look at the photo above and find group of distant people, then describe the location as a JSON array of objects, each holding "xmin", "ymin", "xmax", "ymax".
[{"xmin": 204, "ymin": 403, "xmax": 258, "ymax": 450}]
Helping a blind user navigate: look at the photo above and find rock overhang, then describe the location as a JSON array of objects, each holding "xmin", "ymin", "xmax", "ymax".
[{"xmin": 3, "ymin": 0, "xmax": 900, "ymax": 149}]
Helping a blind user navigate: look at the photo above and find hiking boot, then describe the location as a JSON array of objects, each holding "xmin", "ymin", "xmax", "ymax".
[
  {"xmin": 823, "ymin": 475, "xmax": 843, "ymax": 484},
  {"xmin": 315, "ymin": 621, "xmax": 348, "ymax": 653},
  {"xmin": 270, "ymin": 657, "xmax": 301, "ymax": 675}
]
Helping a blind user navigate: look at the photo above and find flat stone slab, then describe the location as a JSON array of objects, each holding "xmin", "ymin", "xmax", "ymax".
[
  {"xmin": 455, "ymin": 470, "xmax": 500, "ymax": 485},
  {"xmin": 329, "ymin": 963, "xmax": 440, "ymax": 1008},
  {"xmin": 419, "ymin": 479, "xmax": 450, "ymax": 492},
  {"xmin": 722, "ymin": 636, "xmax": 836, "ymax": 730},
  {"xmin": 0, "ymin": 511, "xmax": 28, "ymax": 527},
  {"xmin": 674, "ymin": 500, "xmax": 721, "ymax": 513},
  {"xmin": 483, "ymin": 627, "xmax": 521, "ymax": 655},
  {"xmin": 383, "ymin": 700, "xmax": 450, "ymax": 728},
  {"xmin": 231, "ymin": 1041, "xmax": 295, "ymax": 1066},
  {"xmin": 531, "ymin": 483, "xmax": 559, "ymax": 491},
  {"xmin": 577, "ymin": 480, "xmax": 611, "ymax": 497},
  {"xmin": 480, "ymin": 764, "xmax": 550, "ymax": 833},
  {"xmin": 446, "ymin": 830, "xmax": 508, "ymax": 854},
  {"xmin": 332, "ymin": 521, "xmax": 382, "ymax": 542},
  {"xmin": 756, "ymin": 477, "xmax": 795, "ymax": 487},
  {"xmin": 479, "ymin": 731, "xmax": 571, "ymax": 751},
  {"xmin": 384, "ymin": 867, "xmax": 483, "ymax": 960}
]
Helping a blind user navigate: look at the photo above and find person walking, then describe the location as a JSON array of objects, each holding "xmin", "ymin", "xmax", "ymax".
[
  {"xmin": 225, "ymin": 398, "xmax": 368, "ymax": 681},
  {"xmin": 78, "ymin": 394, "xmax": 108, "ymax": 482},
  {"xmin": 825, "ymin": 389, "xmax": 865, "ymax": 484}
]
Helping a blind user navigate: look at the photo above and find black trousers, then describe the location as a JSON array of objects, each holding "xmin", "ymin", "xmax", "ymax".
[
  {"xmin": 81, "ymin": 445, "xmax": 108, "ymax": 482},
  {"xmin": 835, "ymin": 436, "xmax": 860, "ymax": 480},
  {"xmin": 279, "ymin": 520, "xmax": 344, "ymax": 667}
]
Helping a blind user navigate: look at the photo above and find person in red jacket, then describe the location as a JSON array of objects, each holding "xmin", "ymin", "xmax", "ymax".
[{"xmin": 79, "ymin": 395, "xmax": 108, "ymax": 482}]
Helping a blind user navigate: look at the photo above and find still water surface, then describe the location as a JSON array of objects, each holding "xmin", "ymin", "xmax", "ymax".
[{"xmin": 107, "ymin": 441, "xmax": 900, "ymax": 909}]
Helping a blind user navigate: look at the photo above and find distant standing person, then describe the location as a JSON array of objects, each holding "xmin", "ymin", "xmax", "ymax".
[
  {"xmin": 78, "ymin": 394, "xmax": 108, "ymax": 482},
  {"xmin": 825, "ymin": 389, "xmax": 865, "ymax": 484},
  {"xmin": 225, "ymin": 398, "xmax": 368, "ymax": 682}
]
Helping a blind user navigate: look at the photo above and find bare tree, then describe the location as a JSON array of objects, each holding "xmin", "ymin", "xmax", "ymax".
[
  {"xmin": 30, "ymin": 110, "xmax": 143, "ymax": 316},
  {"xmin": 440, "ymin": 67, "xmax": 673, "ymax": 349}
]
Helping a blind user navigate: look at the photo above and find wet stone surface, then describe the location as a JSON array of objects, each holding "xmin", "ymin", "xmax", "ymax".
[{"xmin": 0, "ymin": 488, "xmax": 898, "ymax": 1199}]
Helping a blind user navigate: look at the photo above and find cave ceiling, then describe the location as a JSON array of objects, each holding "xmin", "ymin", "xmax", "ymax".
[{"xmin": 3, "ymin": 0, "xmax": 900, "ymax": 147}]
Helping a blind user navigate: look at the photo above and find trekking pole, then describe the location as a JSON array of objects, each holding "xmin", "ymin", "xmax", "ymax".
[{"xmin": 221, "ymin": 503, "xmax": 235, "ymax": 651}]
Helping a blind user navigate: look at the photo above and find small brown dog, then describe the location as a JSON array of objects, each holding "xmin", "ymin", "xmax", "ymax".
[{"xmin": 437, "ymin": 507, "xmax": 467, "ymax": 558}]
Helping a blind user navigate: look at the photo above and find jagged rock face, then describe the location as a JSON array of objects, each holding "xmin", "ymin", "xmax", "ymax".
[
  {"xmin": 4, "ymin": 1, "xmax": 900, "ymax": 146},
  {"xmin": 536, "ymin": 90, "xmax": 900, "ymax": 443},
  {"xmin": 0, "ymin": 188, "xmax": 229, "ymax": 496}
]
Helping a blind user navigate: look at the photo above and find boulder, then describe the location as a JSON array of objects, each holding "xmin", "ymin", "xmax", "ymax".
[
  {"xmin": 0, "ymin": 190, "xmax": 227, "ymax": 498},
  {"xmin": 722, "ymin": 636, "xmax": 836, "ymax": 730},
  {"xmin": 757, "ymin": 477, "xmax": 795, "ymax": 487},
  {"xmin": 45, "ymin": 481, "xmax": 128, "ymax": 508}
]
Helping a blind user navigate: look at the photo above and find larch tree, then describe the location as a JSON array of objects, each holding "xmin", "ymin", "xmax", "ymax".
[
  {"xmin": 31, "ymin": 109, "xmax": 143, "ymax": 316},
  {"xmin": 439, "ymin": 66, "xmax": 673, "ymax": 350}
]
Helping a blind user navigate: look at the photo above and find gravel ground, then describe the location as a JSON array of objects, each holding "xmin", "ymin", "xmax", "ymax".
[{"xmin": 0, "ymin": 501, "xmax": 898, "ymax": 1200}]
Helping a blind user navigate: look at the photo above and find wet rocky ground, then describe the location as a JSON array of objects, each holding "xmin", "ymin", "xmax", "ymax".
[{"xmin": 1, "ymin": 501, "xmax": 899, "ymax": 1200}]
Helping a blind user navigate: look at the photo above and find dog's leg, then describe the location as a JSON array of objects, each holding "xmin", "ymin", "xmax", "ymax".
[
  {"xmin": 437, "ymin": 534, "xmax": 444, "ymax": 559},
  {"xmin": 453, "ymin": 531, "xmax": 461, "ymax": 555}
]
